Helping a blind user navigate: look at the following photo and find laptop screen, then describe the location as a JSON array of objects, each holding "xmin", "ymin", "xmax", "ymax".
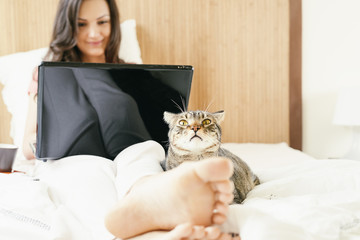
[{"xmin": 36, "ymin": 62, "xmax": 193, "ymax": 160}]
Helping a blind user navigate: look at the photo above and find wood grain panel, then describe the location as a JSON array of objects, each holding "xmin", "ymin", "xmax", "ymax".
[
  {"xmin": 118, "ymin": 0, "xmax": 291, "ymax": 144},
  {"xmin": 0, "ymin": 0, "xmax": 58, "ymax": 55}
]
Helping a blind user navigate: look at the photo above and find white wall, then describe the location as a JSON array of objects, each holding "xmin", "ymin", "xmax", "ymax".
[{"xmin": 303, "ymin": 0, "xmax": 360, "ymax": 158}]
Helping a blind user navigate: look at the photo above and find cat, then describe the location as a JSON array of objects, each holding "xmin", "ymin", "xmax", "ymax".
[{"xmin": 163, "ymin": 110, "xmax": 260, "ymax": 204}]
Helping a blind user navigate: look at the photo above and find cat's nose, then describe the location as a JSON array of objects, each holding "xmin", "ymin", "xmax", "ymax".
[{"xmin": 191, "ymin": 125, "xmax": 201, "ymax": 132}]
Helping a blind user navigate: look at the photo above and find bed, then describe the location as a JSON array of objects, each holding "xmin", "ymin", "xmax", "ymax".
[{"xmin": 1, "ymin": 0, "xmax": 360, "ymax": 239}]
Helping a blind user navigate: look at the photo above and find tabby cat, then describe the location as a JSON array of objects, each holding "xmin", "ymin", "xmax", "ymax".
[{"xmin": 163, "ymin": 110, "xmax": 260, "ymax": 204}]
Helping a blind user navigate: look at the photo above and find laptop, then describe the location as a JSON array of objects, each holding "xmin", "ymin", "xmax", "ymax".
[{"xmin": 36, "ymin": 62, "xmax": 193, "ymax": 161}]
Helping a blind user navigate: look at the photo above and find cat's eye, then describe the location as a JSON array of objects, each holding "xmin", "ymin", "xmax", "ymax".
[
  {"xmin": 179, "ymin": 120, "xmax": 188, "ymax": 126},
  {"xmin": 202, "ymin": 119, "xmax": 211, "ymax": 125}
]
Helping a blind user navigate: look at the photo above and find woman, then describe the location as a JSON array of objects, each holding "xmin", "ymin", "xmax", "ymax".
[
  {"xmin": 22, "ymin": 0, "xmax": 124, "ymax": 160},
  {"xmin": 22, "ymin": 0, "xmax": 238, "ymax": 239}
]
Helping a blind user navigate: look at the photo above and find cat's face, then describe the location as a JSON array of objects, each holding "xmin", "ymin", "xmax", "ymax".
[{"xmin": 164, "ymin": 110, "xmax": 225, "ymax": 154}]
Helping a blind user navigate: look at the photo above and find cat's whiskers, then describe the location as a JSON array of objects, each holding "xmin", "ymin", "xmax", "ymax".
[
  {"xmin": 171, "ymin": 96, "xmax": 188, "ymax": 113},
  {"xmin": 180, "ymin": 97, "xmax": 187, "ymax": 112},
  {"xmin": 171, "ymin": 99, "xmax": 185, "ymax": 113},
  {"xmin": 204, "ymin": 100, "xmax": 215, "ymax": 112}
]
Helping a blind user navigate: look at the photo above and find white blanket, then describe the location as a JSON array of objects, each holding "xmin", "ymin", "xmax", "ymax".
[
  {"xmin": 222, "ymin": 160, "xmax": 360, "ymax": 240},
  {"xmin": 1, "ymin": 142, "xmax": 360, "ymax": 240},
  {"xmin": 0, "ymin": 156, "xmax": 117, "ymax": 240}
]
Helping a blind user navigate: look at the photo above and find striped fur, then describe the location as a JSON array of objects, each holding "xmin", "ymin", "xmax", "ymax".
[{"xmin": 163, "ymin": 110, "xmax": 260, "ymax": 204}]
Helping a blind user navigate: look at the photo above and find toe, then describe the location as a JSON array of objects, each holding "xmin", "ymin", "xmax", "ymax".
[
  {"xmin": 212, "ymin": 213, "xmax": 227, "ymax": 225},
  {"xmin": 192, "ymin": 225, "xmax": 206, "ymax": 239},
  {"xmin": 214, "ymin": 201, "xmax": 229, "ymax": 215},
  {"xmin": 216, "ymin": 192, "xmax": 234, "ymax": 204},
  {"xmin": 204, "ymin": 226, "xmax": 221, "ymax": 239},
  {"xmin": 194, "ymin": 158, "xmax": 233, "ymax": 182},
  {"xmin": 211, "ymin": 181, "xmax": 234, "ymax": 193},
  {"xmin": 218, "ymin": 233, "xmax": 232, "ymax": 240}
]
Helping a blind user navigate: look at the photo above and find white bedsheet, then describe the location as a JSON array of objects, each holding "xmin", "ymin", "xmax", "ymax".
[
  {"xmin": 1, "ymin": 142, "xmax": 360, "ymax": 240},
  {"xmin": 222, "ymin": 159, "xmax": 360, "ymax": 240}
]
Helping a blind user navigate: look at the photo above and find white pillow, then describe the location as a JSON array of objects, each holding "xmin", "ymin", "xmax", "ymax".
[
  {"xmin": 0, "ymin": 19, "xmax": 142, "ymax": 162},
  {"xmin": 119, "ymin": 19, "xmax": 142, "ymax": 64},
  {"xmin": 222, "ymin": 142, "xmax": 315, "ymax": 171}
]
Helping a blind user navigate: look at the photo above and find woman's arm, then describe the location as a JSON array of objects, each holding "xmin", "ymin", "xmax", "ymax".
[
  {"xmin": 22, "ymin": 67, "xmax": 39, "ymax": 160},
  {"xmin": 22, "ymin": 93, "xmax": 37, "ymax": 160}
]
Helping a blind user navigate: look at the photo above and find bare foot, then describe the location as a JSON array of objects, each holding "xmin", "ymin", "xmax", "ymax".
[
  {"xmin": 126, "ymin": 223, "xmax": 241, "ymax": 240},
  {"xmin": 105, "ymin": 157, "xmax": 234, "ymax": 239}
]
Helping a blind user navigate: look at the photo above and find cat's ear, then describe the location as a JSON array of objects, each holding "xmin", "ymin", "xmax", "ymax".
[
  {"xmin": 163, "ymin": 111, "xmax": 176, "ymax": 125},
  {"xmin": 213, "ymin": 110, "xmax": 225, "ymax": 123}
]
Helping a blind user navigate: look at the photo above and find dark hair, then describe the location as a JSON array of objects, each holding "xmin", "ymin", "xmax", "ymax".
[{"xmin": 45, "ymin": 0, "xmax": 124, "ymax": 63}]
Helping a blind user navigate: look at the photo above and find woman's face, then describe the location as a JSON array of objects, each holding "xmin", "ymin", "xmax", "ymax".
[{"xmin": 76, "ymin": 0, "xmax": 111, "ymax": 63}]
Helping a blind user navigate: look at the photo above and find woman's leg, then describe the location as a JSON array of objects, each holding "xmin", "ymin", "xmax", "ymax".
[{"xmin": 113, "ymin": 140, "xmax": 165, "ymax": 199}]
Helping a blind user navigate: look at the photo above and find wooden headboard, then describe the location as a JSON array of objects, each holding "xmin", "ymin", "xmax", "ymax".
[{"xmin": 0, "ymin": 0, "xmax": 302, "ymax": 150}]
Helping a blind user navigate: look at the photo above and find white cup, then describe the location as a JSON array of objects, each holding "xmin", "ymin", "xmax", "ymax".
[{"xmin": 0, "ymin": 144, "xmax": 18, "ymax": 172}]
